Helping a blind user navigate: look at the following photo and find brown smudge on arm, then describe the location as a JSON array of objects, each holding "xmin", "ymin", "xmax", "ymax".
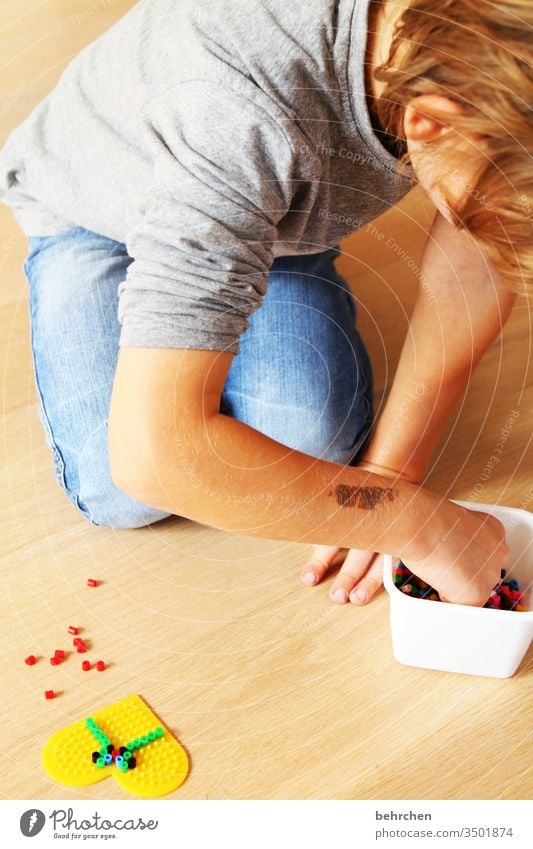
[{"xmin": 333, "ymin": 484, "xmax": 395, "ymax": 510}]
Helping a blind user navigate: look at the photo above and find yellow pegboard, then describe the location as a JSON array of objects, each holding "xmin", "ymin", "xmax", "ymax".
[{"xmin": 42, "ymin": 694, "xmax": 188, "ymax": 797}]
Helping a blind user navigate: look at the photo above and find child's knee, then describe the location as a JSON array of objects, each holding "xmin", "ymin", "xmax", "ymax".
[
  {"xmin": 75, "ymin": 421, "xmax": 170, "ymax": 529},
  {"xmin": 75, "ymin": 489, "xmax": 169, "ymax": 529}
]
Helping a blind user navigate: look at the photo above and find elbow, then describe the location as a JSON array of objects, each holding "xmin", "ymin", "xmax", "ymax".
[{"xmin": 108, "ymin": 437, "xmax": 159, "ymax": 506}]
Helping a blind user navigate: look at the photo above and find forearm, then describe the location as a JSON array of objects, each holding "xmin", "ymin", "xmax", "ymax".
[
  {"xmin": 361, "ymin": 211, "xmax": 515, "ymax": 481},
  {"xmin": 119, "ymin": 408, "xmax": 434, "ymax": 557}
]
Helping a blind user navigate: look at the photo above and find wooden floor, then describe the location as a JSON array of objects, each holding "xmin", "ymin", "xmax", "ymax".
[{"xmin": 1, "ymin": 1, "xmax": 531, "ymax": 800}]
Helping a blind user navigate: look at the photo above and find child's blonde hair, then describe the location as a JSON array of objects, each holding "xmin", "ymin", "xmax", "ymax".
[{"xmin": 373, "ymin": 0, "xmax": 533, "ymax": 294}]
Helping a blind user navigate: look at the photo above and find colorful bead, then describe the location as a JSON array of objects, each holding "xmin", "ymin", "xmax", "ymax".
[
  {"xmin": 395, "ymin": 562, "xmax": 526, "ymax": 612},
  {"xmin": 139, "ymin": 735, "xmax": 148, "ymax": 746},
  {"xmin": 115, "ymin": 755, "xmax": 124, "ymax": 765},
  {"xmin": 96, "ymin": 660, "xmax": 106, "ymax": 671},
  {"xmin": 54, "ymin": 649, "xmax": 65, "ymax": 659},
  {"xmin": 96, "ymin": 757, "xmax": 105, "ymax": 768},
  {"xmin": 118, "ymin": 761, "xmax": 128, "ymax": 773},
  {"xmin": 44, "ymin": 690, "xmax": 55, "ymax": 699},
  {"xmin": 155, "ymin": 727, "xmax": 164, "ymax": 738},
  {"xmin": 82, "ymin": 660, "xmax": 91, "ymax": 671},
  {"xmin": 77, "ymin": 645, "xmax": 87, "ymax": 653},
  {"xmin": 128, "ymin": 757, "xmax": 137, "ymax": 770},
  {"xmin": 50, "ymin": 656, "xmax": 61, "ymax": 666},
  {"xmin": 104, "ymin": 753, "xmax": 112, "ymax": 765},
  {"xmin": 91, "ymin": 751, "xmax": 100, "ymax": 763},
  {"xmin": 25, "ymin": 655, "xmax": 36, "ymax": 665},
  {"xmin": 68, "ymin": 626, "xmax": 79, "ymax": 635},
  {"xmin": 87, "ymin": 578, "xmax": 99, "ymax": 587},
  {"xmin": 123, "ymin": 749, "xmax": 132, "ymax": 761}
]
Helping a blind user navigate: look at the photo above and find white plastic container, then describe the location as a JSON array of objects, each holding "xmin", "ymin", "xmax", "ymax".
[{"xmin": 383, "ymin": 500, "xmax": 533, "ymax": 678}]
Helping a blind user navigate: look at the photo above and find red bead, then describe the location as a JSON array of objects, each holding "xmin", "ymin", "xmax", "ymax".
[
  {"xmin": 73, "ymin": 637, "xmax": 84, "ymax": 646},
  {"xmin": 111, "ymin": 748, "xmax": 119, "ymax": 758},
  {"xmin": 86, "ymin": 578, "xmax": 98, "ymax": 587},
  {"xmin": 95, "ymin": 660, "xmax": 105, "ymax": 671},
  {"xmin": 44, "ymin": 690, "xmax": 55, "ymax": 699},
  {"xmin": 25, "ymin": 655, "xmax": 36, "ymax": 666},
  {"xmin": 81, "ymin": 660, "xmax": 91, "ymax": 671},
  {"xmin": 68, "ymin": 626, "xmax": 79, "ymax": 635},
  {"xmin": 50, "ymin": 656, "xmax": 62, "ymax": 666},
  {"xmin": 76, "ymin": 645, "xmax": 87, "ymax": 653},
  {"xmin": 54, "ymin": 649, "xmax": 65, "ymax": 659}
]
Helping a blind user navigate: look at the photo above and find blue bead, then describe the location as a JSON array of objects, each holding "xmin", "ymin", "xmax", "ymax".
[
  {"xmin": 104, "ymin": 753, "xmax": 112, "ymax": 765},
  {"xmin": 115, "ymin": 755, "xmax": 123, "ymax": 765}
]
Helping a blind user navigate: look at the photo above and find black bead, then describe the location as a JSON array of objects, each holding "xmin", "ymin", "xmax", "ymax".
[
  {"xmin": 107, "ymin": 744, "xmax": 114, "ymax": 754},
  {"xmin": 92, "ymin": 751, "xmax": 100, "ymax": 763},
  {"xmin": 119, "ymin": 746, "xmax": 126, "ymax": 755},
  {"xmin": 128, "ymin": 757, "xmax": 136, "ymax": 770}
]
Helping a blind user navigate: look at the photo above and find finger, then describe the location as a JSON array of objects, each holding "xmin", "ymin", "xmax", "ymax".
[
  {"xmin": 329, "ymin": 549, "xmax": 378, "ymax": 604},
  {"xmin": 301, "ymin": 545, "xmax": 346, "ymax": 586},
  {"xmin": 349, "ymin": 553, "xmax": 385, "ymax": 605}
]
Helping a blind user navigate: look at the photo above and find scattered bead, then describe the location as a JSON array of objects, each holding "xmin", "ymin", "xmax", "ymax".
[
  {"xmin": 82, "ymin": 660, "xmax": 91, "ymax": 671},
  {"xmin": 86, "ymin": 578, "xmax": 99, "ymax": 587},
  {"xmin": 25, "ymin": 655, "xmax": 36, "ymax": 666},
  {"xmin": 54, "ymin": 649, "xmax": 65, "ymax": 660},
  {"xmin": 68, "ymin": 626, "xmax": 80, "ymax": 635},
  {"xmin": 50, "ymin": 656, "xmax": 61, "ymax": 666},
  {"xmin": 95, "ymin": 660, "xmax": 105, "ymax": 671},
  {"xmin": 44, "ymin": 690, "xmax": 55, "ymax": 700},
  {"xmin": 76, "ymin": 645, "xmax": 87, "ymax": 653}
]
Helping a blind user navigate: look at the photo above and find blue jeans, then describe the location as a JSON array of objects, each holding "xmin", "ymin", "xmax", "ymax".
[{"xmin": 22, "ymin": 226, "xmax": 374, "ymax": 529}]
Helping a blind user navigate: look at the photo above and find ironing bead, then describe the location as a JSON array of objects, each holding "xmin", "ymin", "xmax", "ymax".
[
  {"xmin": 87, "ymin": 578, "xmax": 99, "ymax": 587},
  {"xmin": 68, "ymin": 626, "xmax": 79, "ymax": 635},
  {"xmin": 82, "ymin": 660, "xmax": 91, "ymax": 671},
  {"xmin": 104, "ymin": 753, "xmax": 112, "ymax": 765},
  {"xmin": 25, "ymin": 655, "xmax": 37, "ymax": 665}
]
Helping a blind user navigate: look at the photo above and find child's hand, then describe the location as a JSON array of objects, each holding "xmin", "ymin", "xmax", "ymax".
[
  {"xmin": 402, "ymin": 501, "xmax": 510, "ymax": 606},
  {"xmin": 300, "ymin": 544, "xmax": 385, "ymax": 605}
]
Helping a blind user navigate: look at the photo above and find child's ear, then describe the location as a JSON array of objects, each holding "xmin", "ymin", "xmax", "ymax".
[{"xmin": 404, "ymin": 94, "xmax": 465, "ymax": 142}]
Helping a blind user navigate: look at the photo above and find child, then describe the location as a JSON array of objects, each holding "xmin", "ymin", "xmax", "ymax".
[{"xmin": 1, "ymin": 0, "xmax": 529, "ymax": 607}]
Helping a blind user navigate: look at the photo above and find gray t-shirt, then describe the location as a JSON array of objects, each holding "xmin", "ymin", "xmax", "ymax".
[{"xmin": 0, "ymin": 0, "xmax": 415, "ymax": 353}]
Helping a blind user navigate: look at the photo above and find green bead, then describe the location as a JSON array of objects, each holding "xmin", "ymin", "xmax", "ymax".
[
  {"xmin": 131, "ymin": 739, "xmax": 140, "ymax": 749},
  {"xmin": 155, "ymin": 727, "xmax": 164, "ymax": 738},
  {"xmin": 118, "ymin": 761, "xmax": 128, "ymax": 773},
  {"xmin": 123, "ymin": 750, "xmax": 132, "ymax": 761},
  {"xmin": 140, "ymin": 735, "xmax": 148, "ymax": 746},
  {"xmin": 85, "ymin": 718, "xmax": 96, "ymax": 728},
  {"xmin": 147, "ymin": 731, "xmax": 156, "ymax": 742},
  {"xmin": 96, "ymin": 757, "xmax": 105, "ymax": 768}
]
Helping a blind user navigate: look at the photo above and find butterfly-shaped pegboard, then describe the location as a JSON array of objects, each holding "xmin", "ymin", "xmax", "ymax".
[{"xmin": 42, "ymin": 694, "xmax": 188, "ymax": 797}]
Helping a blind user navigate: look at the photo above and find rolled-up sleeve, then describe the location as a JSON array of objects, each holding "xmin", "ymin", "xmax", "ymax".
[{"xmin": 117, "ymin": 80, "xmax": 298, "ymax": 353}]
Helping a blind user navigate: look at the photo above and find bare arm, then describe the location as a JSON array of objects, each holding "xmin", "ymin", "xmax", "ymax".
[
  {"xmin": 108, "ymin": 346, "xmax": 429, "ymax": 556},
  {"xmin": 359, "ymin": 210, "xmax": 516, "ymax": 482},
  {"xmin": 301, "ymin": 211, "xmax": 513, "ymax": 602}
]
